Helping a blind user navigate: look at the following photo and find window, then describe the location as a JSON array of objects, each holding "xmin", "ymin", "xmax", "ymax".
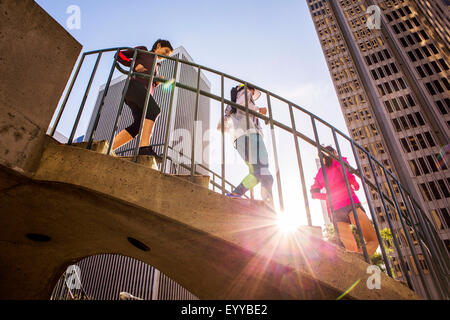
[
  {"xmin": 398, "ymin": 78, "xmax": 407, "ymax": 89},
  {"xmin": 418, "ymin": 158, "xmax": 430, "ymax": 174},
  {"xmin": 400, "ymin": 138, "xmax": 411, "ymax": 153},
  {"xmin": 409, "ymin": 160, "xmax": 421, "ymax": 176},
  {"xmin": 438, "ymin": 180, "xmax": 450, "ymax": 198},
  {"xmin": 414, "ymin": 48, "xmax": 424, "ymax": 60},
  {"xmin": 426, "ymin": 82, "xmax": 437, "ymax": 95},
  {"xmin": 434, "ymin": 80, "xmax": 445, "ymax": 93},
  {"xmin": 415, "ymin": 112, "xmax": 425, "ymax": 125},
  {"xmin": 407, "ymin": 114, "xmax": 417, "ymax": 127},
  {"xmin": 424, "ymin": 63, "xmax": 434, "ymax": 76},
  {"xmin": 407, "ymin": 51, "xmax": 417, "ymax": 62},
  {"xmin": 424, "ymin": 132, "xmax": 436, "ymax": 147},
  {"xmin": 384, "ymin": 100, "xmax": 393, "ymax": 113},
  {"xmin": 438, "ymin": 59, "xmax": 449, "ymax": 70},
  {"xmin": 429, "ymin": 182, "xmax": 442, "ymax": 200},
  {"xmin": 416, "ymin": 134, "xmax": 427, "ymax": 148},
  {"xmin": 416, "ymin": 66, "xmax": 426, "ymax": 78},
  {"xmin": 392, "ymin": 118, "xmax": 402, "ymax": 132},
  {"xmin": 430, "ymin": 61, "xmax": 442, "ymax": 73},
  {"xmin": 419, "ymin": 183, "xmax": 432, "ymax": 201},
  {"xmin": 406, "ymin": 94, "xmax": 416, "ymax": 106},
  {"xmin": 409, "ymin": 136, "xmax": 419, "ymax": 151},
  {"xmin": 436, "ymin": 100, "xmax": 448, "ymax": 115},
  {"xmin": 426, "ymin": 156, "xmax": 438, "ymax": 172},
  {"xmin": 390, "ymin": 63, "xmax": 399, "ymax": 73}
]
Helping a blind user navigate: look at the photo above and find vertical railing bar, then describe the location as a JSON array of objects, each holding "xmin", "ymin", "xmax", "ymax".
[
  {"xmin": 367, "ymin": 155, "xmax": 414, "ymax": 290},
  {"xmin": 161, "ymin": 60, "xmax": 179, "ymax": 173},
  {"xmin": 266, "ymin": 93, "xmax": 284, "ymax": 211},
  {"xmin": 332, "ymin": 129, "xmax": 369, "ymax": 262},
  {"xmin": 398, "ymin": 186, "xmax": 446, "ymax": 299},
  {"xmin": 133, "ymin": 53, "xmax": 158, "ymax": 162},
  {"xmin": 87, "ymin": 50, "xmax": 120, "ymax": 149},
  {"xmin": 190, "ymin": 67, "xmax": 201, "ymax": 180},
  {"xmin": 50, "ymin": 53, "xmax": 86, "ymax": 137},
  {"xmin": 221, "ymin": 75, "xmax": 226, "ymax": 195},
  {"xmin": 68, "ymin": 52, "xmax": 102, "ymax": 145},
  {"xmin": 107, "ymin": 49, "xmax": 139, "ymax": 155},
  {"xmin": 311, "ymin": 116, "xmax": 342, "ymax": 246},
  {"xmin": 289, "ymin": 103, "xmax": 312, "ymax": 226},
  {"xmin": 350, "ymin": 140, "xmax": 393, "ymax": 277},
  {"xmin": 383, "ymin": 167, "xmax": 432, "ymax": 299},
  {"xmin": 243, "ymin": 82, "xmax": 254, "ymax": 200}
]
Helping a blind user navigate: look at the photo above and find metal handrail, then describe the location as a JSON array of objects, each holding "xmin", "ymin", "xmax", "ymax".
[{"xmin": 50, "ymin": 47, "xmax": 449, "ymax": 299}]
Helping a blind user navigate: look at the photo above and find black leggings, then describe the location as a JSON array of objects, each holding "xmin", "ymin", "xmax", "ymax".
[{"xmin": 124, "ymin": 80, "xmax": 161, "ymax": 138}]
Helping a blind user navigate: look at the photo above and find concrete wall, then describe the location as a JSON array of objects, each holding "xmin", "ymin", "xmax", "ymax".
[{"xmin": 0, "ymin": 0, "xmax": 81, "ymax": 175}]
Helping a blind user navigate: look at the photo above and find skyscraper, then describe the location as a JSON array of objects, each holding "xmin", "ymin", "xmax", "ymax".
[
  {"xmin": 85, "ymin": 46, "xmax": 211, "ymax": 174},
  {"xmin": 307, "ymin": 0, "xmax": 449, "ymax": 298}
]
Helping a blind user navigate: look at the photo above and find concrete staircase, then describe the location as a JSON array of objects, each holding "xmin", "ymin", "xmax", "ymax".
[
  {"xmin": 70, "ymin": 140, "xmax": 211, "ymax": 189},
  {"xmin": 0, "ymin": 135, "xmax": 420, "ymax": 299}
]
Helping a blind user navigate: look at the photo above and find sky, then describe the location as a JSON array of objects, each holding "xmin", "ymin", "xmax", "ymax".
[{"xmin": 36, "ymin": 0, "xmax": 368, "ymax": 227}]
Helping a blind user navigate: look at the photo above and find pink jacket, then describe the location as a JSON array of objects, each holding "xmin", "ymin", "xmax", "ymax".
[{"xmin": 310, "ymin": 157, "xmax": 360, "ymax": 214}]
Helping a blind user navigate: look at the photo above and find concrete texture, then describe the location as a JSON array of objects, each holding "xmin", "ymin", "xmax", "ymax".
[
  {"xmin": 0, "ymin": 0, "xmax": 82, "ymax": 175},
  {"xmin": 0, "ymin": 137, "xmax": 420, "ymax": 300}
]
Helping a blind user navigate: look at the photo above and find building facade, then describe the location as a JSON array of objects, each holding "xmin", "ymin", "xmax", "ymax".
[
  {"xmin": 51, "ymin": 254, "xmax": 198, "ymax": 300},
  {"xmin": 307, "ymin": 0, "xmax": 449, "ymax": 298},
  {"xmin": 85, "ymin": 46, "xmax": 211, "ymax": 174}
]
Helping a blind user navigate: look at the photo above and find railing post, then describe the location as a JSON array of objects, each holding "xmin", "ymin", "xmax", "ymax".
[
  {"xmin": 68, "ymin": 52, "xmax": 102, "ymax": 145},
  {"xmin": 50, "ymin": 53, "xmax": 86, "ymax": 137},
  {"xmin": 86, "ymin": 50, "xmax": 120, "ymax": 149},
  {"xmin": 311, "ymin": 116, "xmax": 342, "ymax": 247},
  {"xmin": 332, "ymin": 129, "xmax": 369, "ymax": 262},
  {"xmin": 132, "ymin": 52, "xmax": 158, "ymax": 162},
  {"xmin": 190, "ymin": 67, "xmax": 201, "ymax": 181},
  {"xmin": 289, "ymin": 103, "xmax": 312, "ymax": 226},
  {"xmin": 220, "ymin": 75, "xmax": 226, "ymax": 195},
  {"xmin": 161, "ymin": 60, "xmax": 179, "ymax": 173},
  {"xmin": 266, "ymin": 94, "xmax": 284, "ymax": 211},
  {"xmin": 107, "ymin": 49, "xmax": 139, "ymax": 156}
]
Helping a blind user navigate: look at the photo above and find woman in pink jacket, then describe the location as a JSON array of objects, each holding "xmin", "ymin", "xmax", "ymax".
[{"xmin": 310, "ymin": 146, "xmax": 378, "ymax": 255}]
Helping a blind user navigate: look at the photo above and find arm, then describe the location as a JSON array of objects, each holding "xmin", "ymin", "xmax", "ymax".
[
  {"xmin": 310, "ymin": 169, "xmax": 327, "ymax": 200},
  {"xmin": 217, "ymin": 105, "xmax": 233, "ymax": 131},
  {"xmin": 118, "ymin": 46, "xmax": 148, "ymax": 69},
  {"xmin": 342, "ymin": 157, "xmax": 360, "ymax": 191}
]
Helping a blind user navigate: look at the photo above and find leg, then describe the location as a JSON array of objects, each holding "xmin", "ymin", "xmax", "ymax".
[
  {"xmin": 251, "ymin": 133, "xmax": 273, "ymax": 203},
  {"xmin": 139, "ymin": 119, "xmax": 155, "ymax": 147},
  {"xmin": 112, "ymin": 129, "xmax": 133, "ymax": 151},
  {"xmin": 349, "ymin": 207, "xmax": 379, "ymax": 255},
  {"xmin": 337, "ymin": 222, "xmax": 359, "ymax": 252}
]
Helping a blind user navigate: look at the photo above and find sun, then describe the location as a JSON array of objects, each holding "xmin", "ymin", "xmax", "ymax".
[{"xmin": 276, "ymin": 211, "xmax": 302, "ymax": 233}]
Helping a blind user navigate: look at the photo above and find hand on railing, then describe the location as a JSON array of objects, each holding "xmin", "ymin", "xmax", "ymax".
[
  {"xmin": 259, "ymin": 107, "xmax": 269, "ymax": 125},
  {"xmin": 134, "ymin": 64, "xmax": 148, "ymax": 73}
]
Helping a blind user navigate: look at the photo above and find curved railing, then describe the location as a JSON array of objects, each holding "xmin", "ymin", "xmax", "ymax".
[{"xmin": 49, "ymin": 47, "xmax": 449, "ymax": 299}]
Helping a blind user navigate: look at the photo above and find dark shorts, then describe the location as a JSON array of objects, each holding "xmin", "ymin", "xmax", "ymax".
[
  {"xmin": 124, "ymin": 80, "xmax": 161, "ymax": 137},
  {"xmin": 333, "ymin": 203, "xmax": 365, "ymax": 224}
]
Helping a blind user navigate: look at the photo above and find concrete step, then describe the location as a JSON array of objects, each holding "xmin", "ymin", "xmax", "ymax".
[
  {"xmin": 69, "ymin": 140, "xmax": 116, "ymax": 156},
  {"xmin": 118, "ymin": 155, "xmax": 159, "ymax": 170},
  {"xmin": 171, "ymin": 174, "xmax": 210, "ymax": 189}
]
